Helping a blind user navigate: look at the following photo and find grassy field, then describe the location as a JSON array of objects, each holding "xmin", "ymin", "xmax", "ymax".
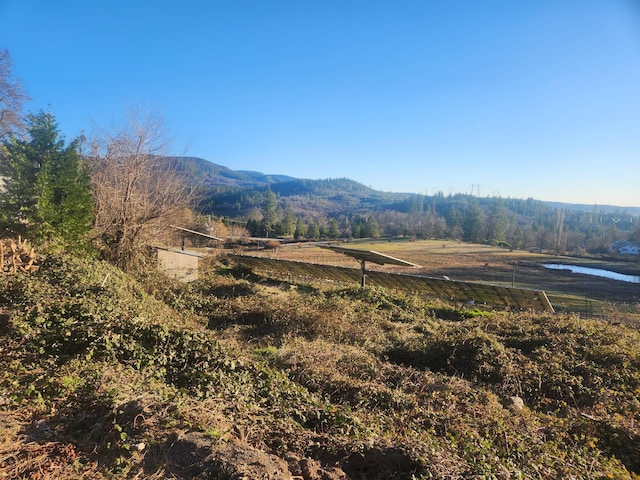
[
  {"xmin": 2, "ymin": 250, "xmax": 640, "ymax": 478},
  {"xmin": 261, "ymin": 239, "xmax": 640, "ymax": 317}
]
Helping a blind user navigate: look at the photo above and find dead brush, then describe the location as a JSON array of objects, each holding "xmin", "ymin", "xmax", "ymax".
[
  {"xmin": 0, "ymin": 409, "xmax": 103, "ymax": 480},
  {"xmin": 0, "ymin": 237, "xmax": 38, "ymax": 274}
]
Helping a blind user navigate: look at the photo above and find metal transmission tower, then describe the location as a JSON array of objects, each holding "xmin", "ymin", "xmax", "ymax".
[{"xmin": 469, "ymin": 184, "xmax": 482, "ymax": 196}]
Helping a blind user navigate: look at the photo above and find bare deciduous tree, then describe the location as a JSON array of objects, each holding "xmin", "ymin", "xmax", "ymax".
[
  {"xmin": 0, "ymin": 49, "xmax": 30, "ymax": 140},
  {"xmin": 89, "ymin": 109, "xmax": 196, "ymax": 271}
]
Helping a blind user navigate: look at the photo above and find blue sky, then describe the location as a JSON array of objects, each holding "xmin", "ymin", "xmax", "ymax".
[{"xmin": 2, "ymin": 1, "xmax": 640, "ymax": 207}]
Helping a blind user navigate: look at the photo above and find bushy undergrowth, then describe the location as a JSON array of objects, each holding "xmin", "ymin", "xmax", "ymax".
[{"xmin": 1, "ymin": 252, "xmax": 640, "ymax": 478}]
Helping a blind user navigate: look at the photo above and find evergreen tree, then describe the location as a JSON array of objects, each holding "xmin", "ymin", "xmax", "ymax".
[
  {"xmin": 445, "ymin": 205, "xmax": 463, "ymax": 239},
  {"xmin": 363, "ymin": 215, "xmax": 380, "ymax": 238},
  {"xmin": 281, "ymin": 206, "xmax": 295, "ymax": 236},
  {"xmin": 511, "ymin": 225, "xmax": 524, "ymax": 250},
  {"xmin": 487, "ymin": 199, "xmax": 508, "ymax": 243},
  {"xmin": 328, "ymin": 218, "xmax": 340, "ymax": 238},
  {"xmin": 0, "ymin": 111, "xmax": 93, "ymax": 244},
  {"xmin": 307, "ymin": 222, "xmax": 321, "ymax": 239},
  {"xmin": 246, "ymin": 218, "xmax": 261, "ymax": 237},
  {"xmin": 294, "ymin": 217, "xmax": 306, "ymax": 239},
  {"xmin": 462, "ymin": 201, "xmax": 485, "ymax": 243},
  {"xmin": 261, "ymin": 187, "xmax": 277, "ymax": 236},
  {"xmin": 351, "ymin": 214, "xmax": 366, "ymax": 238}
]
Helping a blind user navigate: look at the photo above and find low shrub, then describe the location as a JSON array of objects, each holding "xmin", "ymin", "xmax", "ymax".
[{"xmin": 2, "ymin": 252, "xmax": 640, "ymax": 478}]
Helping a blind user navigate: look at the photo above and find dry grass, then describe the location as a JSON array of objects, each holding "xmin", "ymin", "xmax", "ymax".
[
  {"xmin": 0, "ymin": 409, "xmax": 103, "ymax": 480},
  {"xmin": 2, "ymin": 251, "xmax": 640, "ymax": 478},
  {"xmin": 259, "ymin": 239, "xmax": 640, "ymax": 315}
]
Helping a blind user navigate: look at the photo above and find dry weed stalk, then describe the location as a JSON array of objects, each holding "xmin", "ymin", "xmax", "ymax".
[{"xmin": 0, "ymin": 237, "xmax": 38, "ymax": 273}]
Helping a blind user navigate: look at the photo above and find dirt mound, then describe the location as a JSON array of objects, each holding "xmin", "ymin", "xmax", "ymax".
[
  {"xmin": 343, "ymin": 447, "xmax": 419, "ymax": 479},
  {"xmin": 165, "ymin": 432, "xmax": 347, "ymax": 479}
]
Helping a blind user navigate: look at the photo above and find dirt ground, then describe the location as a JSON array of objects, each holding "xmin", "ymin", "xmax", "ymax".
[{"xmin": 253, "ymin": 240, "xmax": 640, "ymax": 313}]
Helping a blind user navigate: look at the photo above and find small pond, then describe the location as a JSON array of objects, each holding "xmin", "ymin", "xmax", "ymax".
[{"xmin": 543, "ymin": 264, "xmax": 640, "ymax": 284}]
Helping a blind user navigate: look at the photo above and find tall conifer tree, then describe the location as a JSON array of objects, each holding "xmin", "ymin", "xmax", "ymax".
[{"xmin": 0, "ymin": 111, "xmax": 93, "ymax": 244}]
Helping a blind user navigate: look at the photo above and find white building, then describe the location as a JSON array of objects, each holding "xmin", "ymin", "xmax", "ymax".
[{"xmin": 611, "ymin": 241, "xmax": 640, "ymax": 256}]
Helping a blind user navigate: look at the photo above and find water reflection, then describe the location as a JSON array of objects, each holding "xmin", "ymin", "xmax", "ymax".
[{"xmin": 543, "ymin": 264, "xmax": 640, "ymax": 284}]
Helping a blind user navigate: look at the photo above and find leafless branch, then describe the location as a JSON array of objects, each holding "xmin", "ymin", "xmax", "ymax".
[
  {"xmin": 0, "ymin": 49, "xmax": 30, "ymax": 140},
  {"xmin": 88, "ymin": 108, "xmax": 197, "ymax": 270}
]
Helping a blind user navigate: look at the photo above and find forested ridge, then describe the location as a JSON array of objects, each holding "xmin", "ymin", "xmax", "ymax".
[{"xmin": 169, "ymin": 156, "xmax": 640, "ymax": 256}]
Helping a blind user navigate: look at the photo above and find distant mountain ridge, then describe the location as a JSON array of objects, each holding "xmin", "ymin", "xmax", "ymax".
[
  {"xmin": 167, "ymin": 156, "xmax": 640, "ymax": 216},
  {"xmin": 168, "ymin": 156, "xmax": 407, "ymax": 217},
  {"xmin": 544, "ymin": 201, "xmax": 640, "ymax": 215},
  {"xmin": 167, "ymin": 156, "xmax": 297, "ymax": 187}
]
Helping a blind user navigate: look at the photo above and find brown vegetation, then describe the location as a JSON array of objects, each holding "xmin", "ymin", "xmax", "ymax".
[
  {"xmin": 0, "ymin": 237, "xmax": 37, "ymax": 273},
  {"xmin": 0, "ymin": 49, "xmax": 30, "ymax": 139},
  {"xmin": 1, "ymin": 251, "xmax": 640, "ymax": 478},
  {"xmin": 88, "ymin": 110, "xmax": 197, "ymax": 271},
  {"xmin": 263, "ymin": 240, "xmax": 640, "ymax": 313}
]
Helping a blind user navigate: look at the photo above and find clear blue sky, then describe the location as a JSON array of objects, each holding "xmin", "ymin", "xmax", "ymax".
[{"xmin": 2, "ymin": 1, "xmax": 640, "ymax": 207}]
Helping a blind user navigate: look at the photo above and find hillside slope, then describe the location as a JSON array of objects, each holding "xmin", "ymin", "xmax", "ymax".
[
  {"xmin": 167, "ymin": 156, "xmax": 640, "ymax": 217},
  {"xmin": 1, "ymin": 253, "xmax": 640, "ymax": 478},
  {"xmin": 167, "ymin": 156, "xmax": 297, "ymax": 187},
  {"xmin": 168, "ymin": 156, "xmax": 408, "ymax": 217}
]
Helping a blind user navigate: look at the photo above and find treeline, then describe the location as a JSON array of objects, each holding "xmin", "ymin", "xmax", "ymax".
[
  {"xmin": 199, "ymin": 178, "xmax": 404, "ymax": 218},
  {"xmin": 210, "ymin": 186, "xmax": 639, "ymax": 255}
]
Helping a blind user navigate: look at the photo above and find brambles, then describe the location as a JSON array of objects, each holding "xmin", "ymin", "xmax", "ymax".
[
  {"xmin": 1, "ymin": 252, "xmax": 640, "ymax": 478},
  {"xmin": 88, "ymin": 109, "xmax": 196, "ymax": 271}
]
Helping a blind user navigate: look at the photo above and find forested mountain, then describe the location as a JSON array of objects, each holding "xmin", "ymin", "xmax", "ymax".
[
  {"xmin": 167, "ymin": 156, "xmax": 296, "ymax": 187},
  {"xmin": 169, "ymin": 157, "xmax": 640, "ymax": 255}
]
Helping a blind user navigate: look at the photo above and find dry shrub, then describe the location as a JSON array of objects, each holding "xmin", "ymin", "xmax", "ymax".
[
  {"xmin": 0, "ymin": 409, "xmax": 103, "ymax": 479},
  {"xmin": 263, "ymin": 240, "xmax": 281, "ymax": 250},
  {"xmin": 277, "ymin": 339, "xmax": 405, "ymax": 410},
  {"xmin": 386, "ymin": 325, "xmax": 521, "ymax": 388},
  {"xmin": 0, "ymin": 237, "xmax": 38, "ymax": 273},
  {"xmin": 198, "ymin": 284, "xmax": 395, "ymax": 348}
]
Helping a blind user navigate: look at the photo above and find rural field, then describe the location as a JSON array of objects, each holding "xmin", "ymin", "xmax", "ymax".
[
  {"xmin": 258, "ymin": 239, "xmax": 640, "ymax": 317},
  {"xmin": 2, "ymin": 248, "xmax": 640, "ymax": 479}
]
